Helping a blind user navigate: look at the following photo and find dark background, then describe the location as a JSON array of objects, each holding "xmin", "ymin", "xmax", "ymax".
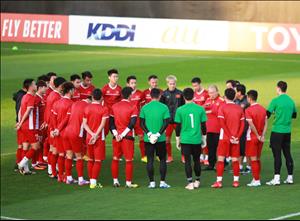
[{"xmin": 1, "ymin": 1, "xmax": 300, "ymax": 23}]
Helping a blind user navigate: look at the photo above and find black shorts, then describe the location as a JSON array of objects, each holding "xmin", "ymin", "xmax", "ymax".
[
  {"xmin": 181, "ymin": 144, "xmax": 201, "ymax": 157},
  {"xmin": 145, "ymin": 142, "xmax": 167, "ymax": 159}
]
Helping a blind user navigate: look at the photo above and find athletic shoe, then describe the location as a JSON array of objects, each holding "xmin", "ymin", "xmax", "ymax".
[
  {"xmin": 203, "ymin": 160, "xmax": 209, "ymax": 166},
  {"xmin": 200, "ymin": 159, "xmax": 204, "ymax": 164},
  {"xmin": 78, "ymin": 180, "xmax": 90, "ymax": 186},
  {"xmin": 156, "ymin": 157, "xmax": 160, "ymax": 162},
  {"xmin": 160, "ymin": 182, "xmax": 171, "ymax": 189},
  {"xmin": 49, "ymin": 174, "xmax": 57, "ymax": 179},
  {"xmin": 113, "ymin": 182, "xmax": 121, "ymax": 188},
  {"xmin": 33, "ymin": 165, "xmax": 46, "ymax": 170},
  {"xmin": 185, "ymin": 183, "xmax": 194, "ymax": 190},
  {"xmin": 57, "ymin": 175, "xmax": 65, "ymax": 183},
  {"xmin": 247, "ymin": 180, "xmax": 261, "ymax": 187},
  {"xmin": 211, "ymin": 181, "xmax": 223, "ymax": 188},
  {"xmin": 141, "ymin": 156, "xmax": 148, "ymax": 163},
  {"xmin": 125, "ymin": 183, "xmax": 139, "ymax": 188},
  {"xmin": 194, "ymin": 180, "xmax": 201, "ymax": 189},
  {"xmin": 148, "ymin": 182, "xmax": 156, "ymax": 189},
  {"xmin": 232, "ymin": 181, "xmax": 240, "ymax": 188},
  {"xmin": 166, "ymin": 156, "xmax": 173, "ymax": 163},
  {"xmin": 243, "ymin": 167, "xmax": 251, "ymax": 175},
  {"xmin": 66, "ymin": 179, "xmax": 78, "ymax": 185},
  {"xmin": 266, "ymin": 179, "xmax": 280, "ymax": 186},
  {"xmin": 283, "ymin": 178, "xmax": 294, "ymax": 185},
  {"xmin": 90, "ymin": 183, "xmax": 103, "ymax": 189}
]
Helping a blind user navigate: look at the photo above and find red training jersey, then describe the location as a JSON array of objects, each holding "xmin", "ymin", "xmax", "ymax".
[
  {"xmin": 245, "ymin": 103, "xmax": 267, "ymax": 141},
  {"xmin": 193, "ymin": 89, "xmax": 209, "ymax": 106},
  {"xmin": 84, "ymin": 102, "xmax": 109, "ymax": 141},
  {"xmin": 35, "ymin": 93, "xmax": 46, "ymax": 128},
  {"xmin": 45, "ymin": 86, "xmax": 54, "ymax": 99},
  {"xmin": 72, "ymin": 88, "xmax": 81, "ymax": 102},
  {"xmin": 142, "ymin": 88, "xmax": 163, "ymax": 105},
  {"xmin": 204, "ymin": 96, "xmax": 225, "ymax": 133},
  {"xmin": 217, "ymin": 102, "xmax": 245, "ymax": 140},
  {"xmin": 20, "ymin": 93, "xmax": 38, "ymax": 130},
  {"xmin": 45, "ymin": 90, "xmax": 61, "ymax": 126},
  {"xmin": 79, "ymin": 83, "xmax": 95, "ymax": 100},
  {"xmin": 102, "ymin": 83, "xmax": 122, "ymax": 111},
  {"xmin": 111, "ymin": 99, "xmax": 138, "ymax": 137},
  {"xmin": 52, "ymin": 97, "xmax": 73, "ymax": 134},
  {"xmin": 130, "ymin": 89, "xmax": 144, "ymax": 112}
]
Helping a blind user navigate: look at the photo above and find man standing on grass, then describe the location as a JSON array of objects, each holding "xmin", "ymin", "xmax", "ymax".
[
  {"xmin": 266, "ymin": 81, "xmax": 297, "ymax": 186},
  {"xmin": 175, "ymin": 88, "xmax": 207, "ymax": 190},
  {"xmin": 140, "ymin": 88, "xmax": 171, "ymax": 189}
]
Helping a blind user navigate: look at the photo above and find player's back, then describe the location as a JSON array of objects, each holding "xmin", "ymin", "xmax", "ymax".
[
  {"xmin": 246, "ymin": 103, "xmax": 266, "ymax": 135},
  {"xmin": 53, "ymin": 97, "xmax": 73, "ymax": 123},
  {"xmin": 112, "ymin": 100, "xmax": 137, "ymax": 133},
  {"xmin": 85, "ymin": 102, "xmax": 109, "ymax": 132},
  {"xmin": 45, "ymin": 90, "xmax": 61, "ymax": 123}
]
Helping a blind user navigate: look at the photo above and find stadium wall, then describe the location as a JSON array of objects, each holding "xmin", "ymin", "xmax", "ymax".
[{"xmin": 1, "ymin": 13, "xmax": 299, "ymax": 54}]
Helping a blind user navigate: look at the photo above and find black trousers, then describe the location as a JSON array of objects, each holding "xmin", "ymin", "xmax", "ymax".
[
  {"xmin": 240, "ymin": 128, "xmax": 247, "ymax": 157},
  {"xmin": 207, "ymin": 133, "xmax": 220, "ymax": 168},
  {"xmin": 145, "ymin": 142, "xmax": 167, "ymax": 182},
  {"xmin": 270, "ymin": 132, "xmax": 293, "ymax": 175},
  {"xmin": 181, "ymin": 144, "xmax": 201, "ymax": 180}
]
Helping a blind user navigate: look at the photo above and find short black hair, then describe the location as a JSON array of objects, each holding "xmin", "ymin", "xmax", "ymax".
[
  {"xmin": 148, "ymin": 75, "xmax": 158, "ymax": 81},
  {"xmin": 224, "ymin": 88, "xmax": 236, "ymax": 101},
  {"xmin": 37, "ymin": 80, "xmax": 47, "ymax": 90},
  {"xmin": 23, "ymin": 79, "xmax": 34, "ymax": 90},
  {"xmin": 108, "ymin": 69, "xmax": 119, "ymax": 76},
  {"xmin": 236, "ymin": 84, "xmax": 246, "ymax": 95},
  {"xmin": 183, "ymin": 88, "xmax": 194, "ymax": 101},
  {"xmin": 92, "ymin": 88, "xmax": 102, "ymax": 101},
  {"xmin": 150, "ymin": 88, "xmax": 161, "ymax": 99},
  {"xmin": 62, "ymin": 82, "xmax": 75, "ymax": 95},
  {"xmin": 127, "ymin": 75, "xmax": 137, "ymax": 83},
  {"xmin": 191, "ymin": 77, "xmax": 201, "ymax": 84},
  {"xmin": 82, "ymin": 71, "xmax": 93, "ymax": 79},
  {"xmin": 70, "ymin": 74, "xmax": 81, "ymax": 81},
  {"xmin": 226, "ymin": 80, "xmax": 237, "ymax": 88},
  {"xmin": 37, "ymin": 75, "xmax": 49, "ymax": 82},
  {"xmin": 121, "ymin": 87, "xmax": 133, "ymax": 99},
  {"xmin": 277, "ymin": 81, "xmax": 287, "ymax": 92},
  {"xmin": 46, "ymin": 72, "xmax": 57, "ymax": 78},
  {"xmin": 54, "ymin": 77, "xmax": 66, "ymax": 88},
  {"xmin": 247, "ymin": 90, "xmax": 258, "ymax": 101}
]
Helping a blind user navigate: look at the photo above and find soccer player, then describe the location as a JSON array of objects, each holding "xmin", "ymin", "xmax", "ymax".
[
  {"xmin": 245, "ymin": 90, "xmax": 268, "ymax": 187},
  {"xmin": 83, "ymin": 89, "xmax": 109, "ymax": 189},
  {"xmin": 32, "ymin": 80, "xmax": 48, "ymax": 170},
  {"xmin": 79, "ymin": 71, "xmax": 95, "ymax": 100},
  {"xmin": 44, "ymin": 77, "xmax": 66, "ymax": 176},
  {"xmin": 12, "ymin": 80, "xmax": 28, "ymax": 170},
  {"xmin": 17, "ymin": 79, "xmax": 39, "ymax": 174},
  {"xmin": 142, "ymin": 75, "xmax": 163, "ymax": 105},
  {"xmin": 51, "ymin": 82, "xmax": 75, "ymax": 183},
  {"xmin": 110, "ymin": 87, "xmax": 138, "ymax": 188},
  {"xmin": 140, "ymin": 88, "xmax": 171, "ymax": 189},
  {"xmin": 126, "ymin": 75, "xmax": 147, "ymax": 163},
  {"xmin": 266, "ymin": 81, "xmax": 297, "ymax": 186},
  {"xmin": 160, "ymin": 75, "xmax": 185, "ymax": 163},
  {"xmin": 175, "ymin": 88, "xmax": 207, "ymax": 190},
  {"xmin": 191, "ymin": 77, "xmax": 209, "ymax": 165},
  {"xmin": 235, "ymin": 84, "xmax": 251, "ymax": 174},
  {"xmin": 102, "ymin": 69, "xmax": 122, "ymax": 135},
  {"xmin": 211, "ymin": 88, "xmax": 245, "ymax": 188},
  {"xmin": 64, "ymin": 96, "xmax": 92, "ymax": 186},
  {"xmin": 203, "ymin": 85, "xmax": 224, "ymax": 170},
  {"xmin": 45, "ymin": 72, "xmax": 57, "ymax": 98},
  {"xmin": 226, "ymin": 80, "xmax": 238, "ymax": 90},
  {"xmin": 70, "ymin": 74, "xmax": 81, "ymax": 102}
]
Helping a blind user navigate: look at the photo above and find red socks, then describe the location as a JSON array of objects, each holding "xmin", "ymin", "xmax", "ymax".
[
  {"xmin": 26, "ymin": 148, "xmax": 36, "ymax": 160},
  {"xmin": 139, "ymin": 140, "xmax": 145, "ymax": 158},
  {"xmin": 16, "ymin": 148, "xmax": 22, "ymax": 164},
  {"xmin": 92, "ymin": 161, "xmax": 102, "ymax": 179},
  {"xmin": 87, "ymin": 160, "xmax": 94, "ymax": 179},
  {"xmin": 111, "ymin": 159, "xmax": 119, "ymax": 179},
  {"xmin": 232, "ymin": 161, "xmax": 240, "ymax": 177},
  {"xmin": 203, "ymin": 146, "xmax": 209, "ymax": 155},
  {"xmin": 125, "ymin": 161, "xmax": 133, "ymax": 182},
  {"xmin": 48, "ymin": 151, "xmax": 52, "ymax": 164},
  {"xmin": 76, "ymin": 159, "xmax": 84, "ymax": 178},
  {"xmin": 65, "ymin": 158, "xmax": 73, "ymax": 176},
  {"xmin": 58, "ymin": 155, "xmax": 65, "ymax": 178},
  {"xmin": 51, "ymin": 154, "xmax": 58, "ymax": 176},
  {"xmin": 251, "ymin": 160, "xmax": 260, "ymax": 181},
  {"xmin": 166, "ymin": 143, "xmax": 172, "ymax": 158},
  {"xmin": 216, "ymin": 161, "xmax": 225, "ymax": 177}
]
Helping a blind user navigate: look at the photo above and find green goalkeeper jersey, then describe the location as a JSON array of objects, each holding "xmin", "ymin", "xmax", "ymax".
[
  {"xmin": 175, "ymin": 102, "xmax": 207, "ymax": 145},
  {"xmin": 140, "ymin": 100, "xmax": 170, "ymax": 143}
]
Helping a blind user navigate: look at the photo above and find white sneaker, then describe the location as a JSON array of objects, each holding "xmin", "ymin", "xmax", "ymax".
[
  {"xmin": 148, "ymin": 182, "xmax": 156, "ymax": 189},
  {"xmin": 283, "ymin": 178, "xmax": 294, "ymax": 184},
  {"xmin": 185, "ymin": 183, "xmax": 194, "ymax": 190},
  {"xmin": 159, "ymin": 182, "xmax": 171, "ymax": 189},
  {"xmin": 194, "ymin": 180, "xmax": 201, "ymax": 189},
  {"xmin": 266, "ymin": 179, "xmax": 280, "ymax": 186},
  {"xmin": 247, "ymin": 180, "xmax": 261, "ymax": 187}
]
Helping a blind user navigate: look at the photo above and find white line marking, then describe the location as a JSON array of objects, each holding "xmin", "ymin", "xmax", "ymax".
[
  {"xmin": 2, "ymin": 47, "xmax": 300, "ymax": 63},
  {"xmin": 269, "ymin": 212, "xmax": 300, "ymax": 220},
  {"xmin": 0, "ymin": 216, "xmax": 23, "ymax": 220}
]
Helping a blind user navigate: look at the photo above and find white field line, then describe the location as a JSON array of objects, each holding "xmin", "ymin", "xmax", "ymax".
[
  {"xmin": 269, "ymin": 212, "xmax": 300, "ymax": 220},
  {"xmin": 0, "ymin": 216, "xmax": 24, "ymax": 220},
  {"xmin": 2, "ymin": 47, "xmax": 300, "ymax": 63}
]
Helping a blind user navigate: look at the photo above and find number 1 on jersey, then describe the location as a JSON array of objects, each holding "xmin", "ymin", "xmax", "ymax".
[{"xmin": 189, "ymin": 113, "xmax": 194, "ymax": 128}]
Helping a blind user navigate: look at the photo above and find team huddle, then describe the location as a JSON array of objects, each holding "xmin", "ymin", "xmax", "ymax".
[{"xmin": 13, "ymin": 69, "xmax": 297, "ymax": 190}]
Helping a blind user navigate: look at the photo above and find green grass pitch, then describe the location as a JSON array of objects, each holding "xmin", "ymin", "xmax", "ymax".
[{"xmin": 1, "ymin": 42, "xmax": 300, "ymax": 220}]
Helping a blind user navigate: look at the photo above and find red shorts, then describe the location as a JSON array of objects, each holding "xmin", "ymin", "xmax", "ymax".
[
  {"xmin": 87, "ymin": 140, "xmax": 106, "ymax": 161},
  {"xmin": 104, "ymin": 120, "xmax": 110, "ymax": 136},
  {"xmin": 166, "ymin": 123, "xmax": 177, "ymax": 137},
  {"xmin": 133, "ymin": 117, "xmax": 143, "ymax": 136},
  {"xmin": 48, "ymin": 128, "xmax": 54, "ymax": 146},
  {"xmin": 17, "ymin": 129, "xmax": 23, "ymax": 145},
  {"xmin": 20, "ymin": 129, "xmax": 39, "ymax": 144},
  {"xmin": 112, "ymin": 138, "xmax": 134, "ymax": 161},
  {"xmin": 217, "ymin": 140, "xmax": 240, "ymax": 158},
  {"xmin": 54, "ymin": 136, "xmax": 64, "ymax": 154},
  {"xmin": 246, "ymin": 139, "xmax": 263, "ymax": 158},
  {"xmin": 63, "ymin": 133, "xmax": 83, "ymax": 153},
  {"xmin": 38, "ymin": 128, "xmax": 47, "ymax": 143}
]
